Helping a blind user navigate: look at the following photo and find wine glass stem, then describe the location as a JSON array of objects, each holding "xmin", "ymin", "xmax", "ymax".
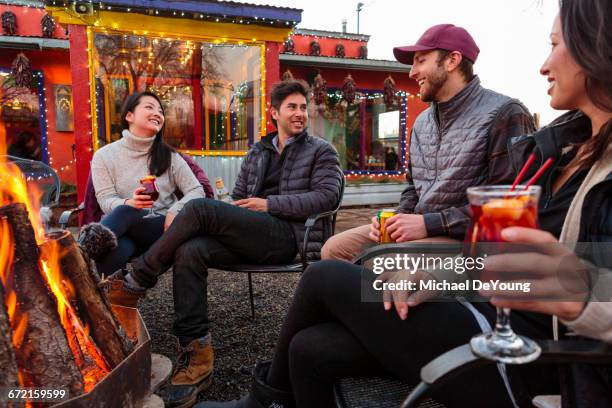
[{"xmin": 494, "ymin": 307, "xmax": 515, "ymax": 339}]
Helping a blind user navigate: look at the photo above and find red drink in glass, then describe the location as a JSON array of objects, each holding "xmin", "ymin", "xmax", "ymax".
[
  {"xmin": 468, "ymin": 195, "xmax": 538, "ymax": 243},
  {"xmin": 139, "ymin": 175, "xmax": 160, "ymax": 218},
  {"xmin": 139, "ymin": 175, "xmax": 159, "ymax": 201},
  {"xmin": 466, "ymin": 185, "xmax": 542, "ymax": 364}
]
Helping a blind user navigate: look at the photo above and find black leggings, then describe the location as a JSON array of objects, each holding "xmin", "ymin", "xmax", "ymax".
[{"xmin": 265, "ymin": 260, "xmax": 559, "ymax": 408}]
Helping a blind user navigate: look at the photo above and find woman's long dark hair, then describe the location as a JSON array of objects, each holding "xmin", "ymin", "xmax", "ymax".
[
  {"xmin": 120, "ymin": 91, "xmax": 175, "ymax": 176},
  {"xmin": 560, "ymin": 0, "xmax": 612, "ymax": 167}
]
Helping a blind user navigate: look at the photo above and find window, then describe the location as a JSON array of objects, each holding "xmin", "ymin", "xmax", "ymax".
[
  {"xmin": 0, "ymin": 70, "xmax": 45, "ymax": 162},
  {"xmin": 92, "ymin": 33, "xmax": 262, "ymax": 152},
  {"xmin": 308, "ymin": 91, "xmax": 406, "ymax": 173}
]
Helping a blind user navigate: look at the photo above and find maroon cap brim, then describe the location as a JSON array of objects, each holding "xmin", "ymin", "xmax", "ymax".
[{"xmin": 393, "ymin": 44, "xmax": 435, "ymax": 65}]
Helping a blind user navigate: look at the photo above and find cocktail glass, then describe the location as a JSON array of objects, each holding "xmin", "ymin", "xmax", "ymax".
[
  {"xmin": 467, "ymin": 185, "xmax": 542, "ymax": 364},
  {"xmin": 139, "ymin": 175, "xmax": 160, "ymax": 218}
]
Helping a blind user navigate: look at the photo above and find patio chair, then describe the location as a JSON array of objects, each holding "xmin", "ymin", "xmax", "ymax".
[
  {"xmin": 3, "ymin": 155, "xmax": 61, "ymax": 230},
  {"xmin": 217, "ymin": 175, "xmax": 346, "ymax": 318},
  {"xmin": 334, "ymin": 241, "xmax": 463, "ymax": 408},
  {"xmin": 401, "ymin": 339, "xmax": 612, "ymax": 408}
]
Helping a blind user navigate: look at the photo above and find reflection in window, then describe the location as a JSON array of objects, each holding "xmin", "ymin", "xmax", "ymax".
[
  {"xmin": 0, "ymin": 71, "xmax": 43, "ymax": 162},
  {"xmin": 308, "ymin": 91, "xmax": 406, "ymax": 174},
  {"xmin": 92, "ymin": 33, "xmax": 262, "ymax": 152}
]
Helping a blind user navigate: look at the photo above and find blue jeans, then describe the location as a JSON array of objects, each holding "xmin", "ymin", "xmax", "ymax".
[{"xmin": 97, "ymin": 205, "xmax": 165, "ymax": 276}]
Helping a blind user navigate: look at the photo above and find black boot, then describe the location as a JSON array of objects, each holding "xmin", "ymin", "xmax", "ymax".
[
  {"xmin": 194, "ymin": 362, "xmax": 294, "ymax": 408},
  {"xmin": 77, "ymin": 222, "xmax": 117, "ymax": 261}
]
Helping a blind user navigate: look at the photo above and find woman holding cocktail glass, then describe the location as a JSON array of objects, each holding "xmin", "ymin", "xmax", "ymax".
[
  {"xmin": 87, "ymin": 91, "xmax": 205, "ymax": 277},
  {"xmin": 197, "ymin": 0, "xmax": 611, "ymax": 407},
  {"xmin": 475, "ymin": 0, "xmax": 612, "ymax": 404}
]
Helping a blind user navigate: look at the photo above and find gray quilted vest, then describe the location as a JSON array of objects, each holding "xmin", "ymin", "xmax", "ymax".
[{"xmin": 408, "ymin": 76, "xmax": 514, "ymax": 213}]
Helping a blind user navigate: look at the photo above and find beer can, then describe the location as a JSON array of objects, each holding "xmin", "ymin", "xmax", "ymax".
[{"xmin": 378, "ymin": 208, "xmax": 397, "ymax": 243}]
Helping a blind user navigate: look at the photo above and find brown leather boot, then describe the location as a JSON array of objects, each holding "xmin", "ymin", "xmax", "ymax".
[
  {"xmin": 171, "ymin": 336, "xmax": 214, "ymax": 387},
  {"xmin": 99, "ymin": 269, "xmax": 146, "ymax": 308},
  {"xmin": 160, "ymin": 335, "xmax": 214, "ymax": 408}
]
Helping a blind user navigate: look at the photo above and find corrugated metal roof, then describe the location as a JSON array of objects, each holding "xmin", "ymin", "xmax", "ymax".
[
  {"xmin": 0, "ymin": 35, "xmax": 69, "ymax": 50},
  {"xmin": 280, "ymin": 53, "xmax": 411, "ymax": 72},
  {"xmin": 196, "ymin": 0, "xmax": 301, "ymax": 13},
  {"xmin": 50, "ymin": 0, "xmax": 303, "ymax": 27}
]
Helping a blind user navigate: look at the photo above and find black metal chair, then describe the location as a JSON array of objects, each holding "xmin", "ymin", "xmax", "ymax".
[
  {"xmin": 352, "ymin": 241, "xmax": 462, "ymax": 266},
  {"xmin": 335, "ymin": 377, "xmax": 444, "ymax": 408},
  {"xmin": 218, "ymin": 175, "xmax": 346, "ymax": 318},
  {"xmin": 401, "ymin": 339, "xmax": 612, "ymax": 408},
  {"xmin": 4, "ymin": 155, "xmax": 60, "ymax": 208},
  {"xmin": 2, "ymin": 155, "xmax": 61, "ymax": 231}
]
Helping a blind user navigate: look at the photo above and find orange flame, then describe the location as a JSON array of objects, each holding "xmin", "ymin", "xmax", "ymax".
[
  {"xmin": 0, "ymin": 157, "xmax": 45, "ymax": 244},
  {"xmin": 0, "ymin": 143, "xmax": 109, "ymax": 392},
  {"xmin": 40, "ymin": 241, "xmax": 110, "ymax": 392},
  {"xmin": 0, "ymin": 217, "xmax": 28, "ymax": 350}
]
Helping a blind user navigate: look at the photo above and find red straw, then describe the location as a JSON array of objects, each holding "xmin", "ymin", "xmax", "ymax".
[
  {"xmin": 510, "ymin": 153, "xmax": 536, "ymax": 191},
  {"xmin": 523, "ymin": 157, "xmax": 554, "ymax": 189}
]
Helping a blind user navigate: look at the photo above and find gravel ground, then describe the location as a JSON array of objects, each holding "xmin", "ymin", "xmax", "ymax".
[{"xmin": 138, "ymin": 207, "xmax": 378, "ymax": 402}]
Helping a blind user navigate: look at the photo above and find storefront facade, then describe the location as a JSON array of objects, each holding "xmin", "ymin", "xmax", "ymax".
[
  {"xmin": 2, "ymin": 1, "xmax": 427, "ymax": 205},
  {"xmin": 44, "ymin": 0, "xmax": 300, "ymax": 200},
  {"xmin": 0, "ymin": 1, "xmax": 75, "ymax": 185}
]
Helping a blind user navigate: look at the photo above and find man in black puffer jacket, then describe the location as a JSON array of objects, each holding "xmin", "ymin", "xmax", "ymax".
[{"xmin": 103, "ymin": 79, "xmax": 342, "ymax": 408}]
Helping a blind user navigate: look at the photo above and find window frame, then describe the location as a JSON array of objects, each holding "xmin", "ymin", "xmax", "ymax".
[{"xmin": 88, "ymin": 27, "xmax": 267, "ymax": 156}]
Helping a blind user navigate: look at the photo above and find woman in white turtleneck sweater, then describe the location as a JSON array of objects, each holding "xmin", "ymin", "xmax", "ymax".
[{"xmin": 90, "ymin": 92, "xmax": 205, "ymax": 276}]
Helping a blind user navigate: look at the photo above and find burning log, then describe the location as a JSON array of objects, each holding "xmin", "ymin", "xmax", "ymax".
[
  {"xmin": 0, "ymin": 203, "xmax": 84, "ymax": 396},
  {"xmin": 0, "ymin": 283, "xmax": 20, "ymax": 391},
  {"xmin": 45, "ymin": 231, "xmax": 133, "ymax": 368}
]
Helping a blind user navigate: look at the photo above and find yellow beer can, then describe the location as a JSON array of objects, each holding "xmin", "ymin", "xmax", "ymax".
[{"xmin": 378, "ymin": 208, "xmax": 397, "ymax": 243}]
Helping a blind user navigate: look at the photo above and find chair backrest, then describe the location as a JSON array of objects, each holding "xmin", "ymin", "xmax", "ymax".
[
  {"xmin": 330, "ymin": 174, "xmax": 346, "ymax": 236},
  {"xmin": 82, "ymin": 171, "xmax": 104, "ymax": 225},
  {"xmin": 353, "ymin": 242, "xmax": 462, "ymax": 266},
  {"xmin": 179, "ymin": 153, "xmax": 214, "ymax": 199},
  {"xmin": 3, "ymin": 155, "xmax": 60, "ymax": 208}
]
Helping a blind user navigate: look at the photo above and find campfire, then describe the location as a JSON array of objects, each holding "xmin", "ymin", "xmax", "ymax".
[{"xmin": 0, "ymin": 146, "xmax": 155, "ymax": 406}]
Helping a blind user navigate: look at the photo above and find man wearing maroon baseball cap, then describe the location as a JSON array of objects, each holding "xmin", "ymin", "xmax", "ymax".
[
  {"xmin": 393, "ymin": 23, "xmax": 480, "ymax": 65},
  {"xmin": 322, "ymin": 23, "xmax": 536, "ymax": 263}
]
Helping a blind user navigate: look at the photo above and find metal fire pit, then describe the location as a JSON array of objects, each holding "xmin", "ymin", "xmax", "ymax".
[{"xmin": 52, "ymin": 306, "xmax": 152, "ymax": 408}]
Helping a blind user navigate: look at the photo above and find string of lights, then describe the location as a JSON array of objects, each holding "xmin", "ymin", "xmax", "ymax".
[{"xmin": 44, "ymin": 0, "xmax": 299, "ymax": 28}]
